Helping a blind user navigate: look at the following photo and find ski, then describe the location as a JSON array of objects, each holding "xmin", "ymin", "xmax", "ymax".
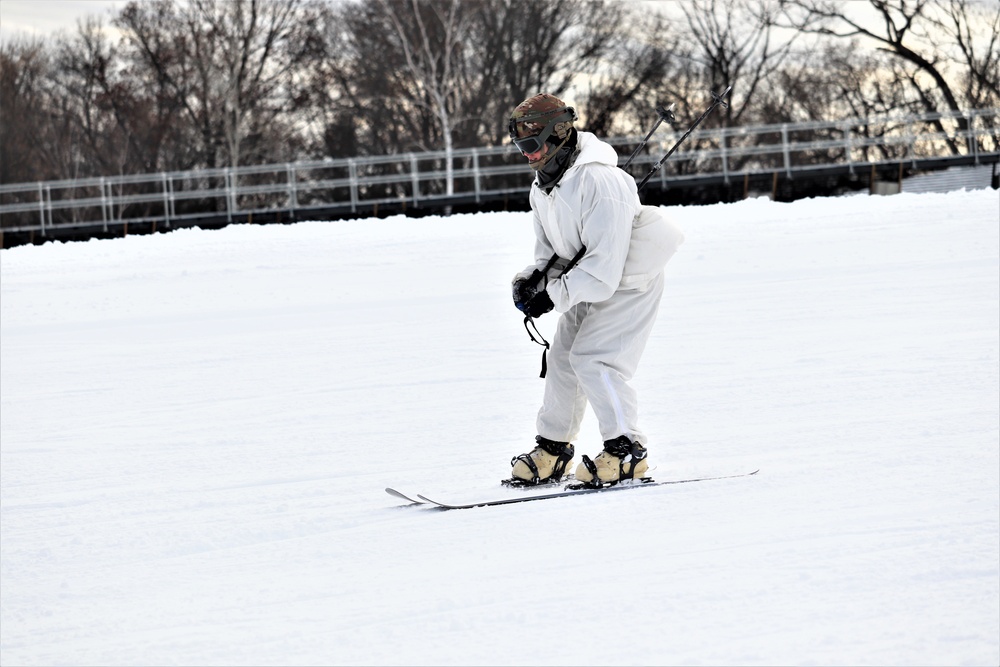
[
  {"xmin": 387, "ymin": 474, "xmax": 580, "ymax": 506},
  {"xmin": 387, "ymin": 470, "xmax": 759, "ymax": 510}
]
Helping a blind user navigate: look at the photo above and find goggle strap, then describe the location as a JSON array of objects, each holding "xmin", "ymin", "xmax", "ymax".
[{"xmin": 512, "ymin": 106, "xmax": 575, "ymax": 126}]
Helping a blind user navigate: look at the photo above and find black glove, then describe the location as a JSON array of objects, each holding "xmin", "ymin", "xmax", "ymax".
[
  {"xmin": 522, "ymin": 289, "xmax": 554, "ymax": 318},
  {"xmin": 512, "ymin": 269, "xmax": 544, "ymax": 312}
]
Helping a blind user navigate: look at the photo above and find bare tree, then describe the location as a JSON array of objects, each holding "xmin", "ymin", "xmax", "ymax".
[
  {"xmin": 29, "ymin": 18, "xmax": 140, "ymax": 188},
  {"xmin": 466, "ymin": 0, "xmax": 626, "ymax": 143},
  {"xmin": 376, "ymin": 0, "xmax": 470, "ymax": 194},
  {"xmin": 116, "ymin": 0, "xmax": 313, "ymax": 170},
  {"xmin": 780, "ymin": 0, "xmax": 1000, "ymax": 151},
  {"xmin": 768, "ymin": 40, "xmax": 917, "ymax": 121},
  {"xmin": 50, "ymin": 17, "xmax": 176, "ymax": 177},
  {"xmin": 1, "ymin": 39, "xmax": 51, "ymax": 183},
  {"xmin": 677, "ymin": 0, "xmax": 800, "ymax": 127},
  {"xmin": 306, "ymin": 0, "xmax": 628, "ymax": 159},
  {"xmin": 200, "ymin": 0, "xmax": 310, "ymax": 167},
  {"xmin": 577, "ymin": 9, "xmax": 680, "ymax": 137},
  {"xmin": 935, "ymin": 0, "xmax": 1000, "ymax": 109}
]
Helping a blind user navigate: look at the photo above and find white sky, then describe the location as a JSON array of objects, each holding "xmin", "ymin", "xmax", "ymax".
[
  {"xmin": 0, "ymin": 0, "xmax": 682, "ymax": 43},
  {"xmin": 0, "ymin": 0, "xmax": 129, "ymax": 41}
]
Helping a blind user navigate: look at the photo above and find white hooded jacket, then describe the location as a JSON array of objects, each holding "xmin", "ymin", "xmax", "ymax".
[{"xmin": 518, "ymin": 131, "xmax": 684, "ymax": 313}]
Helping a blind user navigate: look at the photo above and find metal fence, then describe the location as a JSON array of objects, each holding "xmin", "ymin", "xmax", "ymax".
[{"xmin": 1, "ymin": 107, "xmax": 997, "ymax": 241}]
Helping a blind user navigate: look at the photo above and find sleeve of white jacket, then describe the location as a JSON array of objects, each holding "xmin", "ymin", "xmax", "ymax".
[{"xmin": 545, "ymin": 167, "xmax": 635, "ymax": 312}]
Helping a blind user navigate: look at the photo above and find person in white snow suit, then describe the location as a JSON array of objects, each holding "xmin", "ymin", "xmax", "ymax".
[{"xmin": 508, "ymin": 93, "xmax": 684, "ymax": 487}]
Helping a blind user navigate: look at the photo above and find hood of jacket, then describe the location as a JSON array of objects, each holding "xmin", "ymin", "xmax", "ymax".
[{"xmin": 572, "ymin": 131, "xmax": 620, "ymax": 169}]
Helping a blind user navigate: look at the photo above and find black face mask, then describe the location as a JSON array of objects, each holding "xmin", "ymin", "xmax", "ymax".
[{"xmin": 535, "ymin": 131, "xmax": 578, "ymax": 194}]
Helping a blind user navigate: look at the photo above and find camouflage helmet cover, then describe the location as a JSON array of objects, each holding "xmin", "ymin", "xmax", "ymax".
[{"xmin": 509, "ymin": 93, "xmax": 577, "ymax": 146}]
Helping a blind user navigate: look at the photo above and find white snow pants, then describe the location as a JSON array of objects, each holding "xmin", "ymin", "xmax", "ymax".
[{"xmin": 536, "ymin": 272, "xmax": 664, "ymax": 446}]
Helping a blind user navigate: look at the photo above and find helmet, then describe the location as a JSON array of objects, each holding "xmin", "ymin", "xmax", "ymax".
[{"xmin": 508, "ymin": 93, "xmax": 577, "ymax": 154}]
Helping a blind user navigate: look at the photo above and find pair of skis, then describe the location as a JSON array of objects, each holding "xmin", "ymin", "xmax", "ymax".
[{"xmin": 386, "ymin": 469, "xmax": 758, "ymax": 510}]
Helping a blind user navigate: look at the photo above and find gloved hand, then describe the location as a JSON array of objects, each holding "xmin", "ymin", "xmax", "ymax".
[
  {"xmin": 522, "ymin": 289, "xmax": 554, "ymax": 318},
  {"xmin": 512, "ymin": 269, "xmax": 544, "ymax": 312}
]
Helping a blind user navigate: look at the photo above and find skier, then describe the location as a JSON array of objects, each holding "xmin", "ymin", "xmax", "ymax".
[{"xmin": 508, "ymin": 93, "xmax": 685, "ymax": 487}]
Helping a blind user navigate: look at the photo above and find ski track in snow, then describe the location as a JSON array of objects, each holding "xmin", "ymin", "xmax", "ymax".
[{"xmin": 1, "ymin": 189, "xmax": 998, "ymax": 666}]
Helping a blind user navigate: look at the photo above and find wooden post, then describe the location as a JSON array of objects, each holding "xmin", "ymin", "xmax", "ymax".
[
  {"xmin": 771, "ymin": 172, "xmax": 779, "ymax": 200},
  {"xmin": 743, "ymin": 173, "xmax": 749, "ymax": 199}
]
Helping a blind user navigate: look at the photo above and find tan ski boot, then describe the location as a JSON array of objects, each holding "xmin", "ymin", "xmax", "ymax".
[
  {"xmin": 510, "ymin": 436, "xmax": 575, "ymax": 486},
  {"xmin": 575, "ymin": 436, "xmax": 649, "ymax": 487}
]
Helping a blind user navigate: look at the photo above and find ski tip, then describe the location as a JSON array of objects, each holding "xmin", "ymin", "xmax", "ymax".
[{"xmin": 385, "ymin": 487, "xmax": 424, "ymax": 504}]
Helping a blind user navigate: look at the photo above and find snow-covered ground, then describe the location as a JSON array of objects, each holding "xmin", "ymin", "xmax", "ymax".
[{"xmin": 2, "ymin": 189, "xmax": 998, "ymax": 666}]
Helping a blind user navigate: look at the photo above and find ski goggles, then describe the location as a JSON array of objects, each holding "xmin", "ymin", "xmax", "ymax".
[{"xmin": 508, "ymin": 107, "xmax": 576, "ymax": 154}]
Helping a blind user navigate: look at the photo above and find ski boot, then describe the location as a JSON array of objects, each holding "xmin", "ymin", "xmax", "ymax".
[
  {"xmin": 575, "ymin": 435, "xmax": 649, "ymax": 487},
  {"xmin": 510, "ymin": 436, "xmax": 575, "ymax": 486}
]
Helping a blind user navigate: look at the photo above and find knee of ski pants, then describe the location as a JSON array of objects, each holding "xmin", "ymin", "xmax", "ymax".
[{"xmin": 567, "ymin": 349, "xmax": 612, "ymax": 381}]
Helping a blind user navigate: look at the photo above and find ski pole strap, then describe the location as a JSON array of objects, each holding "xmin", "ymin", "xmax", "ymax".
[
  {"xmin": 523, "ymin": 316, "xmax": 550, "ymax": 378},
  {"xmin": 524, "ymin": 247, "xmax": 584, "ymax": 379}
]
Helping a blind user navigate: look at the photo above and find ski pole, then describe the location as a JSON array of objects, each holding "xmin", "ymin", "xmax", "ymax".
[{"xmin": 636, "ymin": 85, "xmax": 732, "ymax": 192}]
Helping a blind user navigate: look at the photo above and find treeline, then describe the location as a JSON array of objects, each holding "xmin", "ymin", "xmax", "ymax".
[{"xmin": 2, "ymin": 0, "xmax": 997, "ymax": 186}]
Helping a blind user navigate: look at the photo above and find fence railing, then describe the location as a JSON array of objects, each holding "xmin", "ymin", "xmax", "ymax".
[{"xmin": 1, "ymin": 107, "xmax": 997, "ymax": 238}]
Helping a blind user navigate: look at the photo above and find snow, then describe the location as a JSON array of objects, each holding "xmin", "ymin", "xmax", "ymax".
[{"xmin": 2, "ymin": 188, "xmax": 998, "ymax": 666}]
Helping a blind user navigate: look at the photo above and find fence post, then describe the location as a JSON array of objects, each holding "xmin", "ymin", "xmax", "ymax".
[
  {"xmin": 843, "ymin": 121, "xmax": 854, "ymax": 175},
  {"xmin": 472, "ymin": 148, "xmax": 481, "ymax": 203},
  {"xmin": 445, "ymin": 144, "xmax": 454, "ymax": 197},
  {"xmin": 169, "ymin": 174, "xmax": 176, "ymax": 224},
  {"xmin": 348, "ymin": 159, "xmax": 358, "ymax": 213},
  {"xmin": 161, "ymin": 173, "xmax": 171, "ymax": 228},
  {"xmin": 100, "ymin": 177, "xmax": 109, "ymax": 232},
  {"xmin": 37, "ymin": 182, "xmax": 45, "ymax": 234},
  {"xmin": 287, "ymin": 163, "xmax": 298, "ymax": 212},
  {"xmin": 781, "ymin": 124, "xmax": 791, "ymax": 177},
  {"xmin": 904, "ymin": 116, "xmax": 913, "ymax": 168},
  {"xmin": 225, "ymin": 168, "xmax": 234, "ymax": 222},
  {"xmin": 967, "ymin": 110, "xmax": 979, "ymax": 165},
  {"xmin": 720, "ymin": 128, "xmax": 730, "ymax": 185},
  {"xmin": 410, "ymin": 154, "xmax": 420, "ymax": 207}
]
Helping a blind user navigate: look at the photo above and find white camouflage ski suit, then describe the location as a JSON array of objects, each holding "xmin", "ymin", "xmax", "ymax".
[{"xmin": 515, "ymin": 131, "xmax": 684, "ymax": 445}]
